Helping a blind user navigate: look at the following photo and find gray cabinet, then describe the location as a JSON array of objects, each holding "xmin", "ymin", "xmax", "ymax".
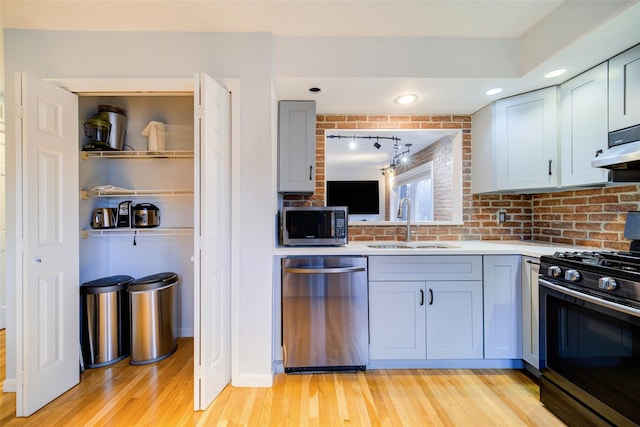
[
  {"xmin": 560, "ymin": 63, "xmax": 609, "ymax": 187},
  {"xmin": 495, "ymin": 87, "xmax": 559, "ymax": 191},
  {"xmin": 521, "ymin": 256, "xmax": 540, "ymax": 370},
  {"xmin": 483, "ymin": 255, "xmax": 522, "ymax": 359},
  {"xmin": 277, "ymin": 100, "xmax": 316, "ymax": 193},
  {"xmin": 609, "ymin": 44, "xmax": 640, "ymax": 132},
  {"xmin": 368, "ymin": 255, "xmax": 483, "ymax": 360},
  {"xmin": 472, "ymin": 87, "xmax": 559, "ymax": 193}
]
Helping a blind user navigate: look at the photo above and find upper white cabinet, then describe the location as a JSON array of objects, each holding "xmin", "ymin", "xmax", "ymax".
[
  {"xmin": 609, "ymin": 43, "xmax": 640, "ymax": 132},
  {"xmin": 471, "ymin": 103, "xmax": 497, "ymax": 194},
  {"xmin": 472, "ymin": 87, "xmax": 558, "ymax": 193},
  {"xmin": 521, "ymin": 256, "xmax": 540, "ymax": 371},
  {"xmin": 559, "ymin": 63, "xmax": 609, "ymax": 187},
  {"xmin": 483, "ymin": 255, "xmax": 521, "ymax": 360},
  {"xmin": 495, "ymin": 87, "xmax": 559, "ymax": 191},
  {"xmin": 277, "ymin": 100, "xmax": 316, "ymax": 193}
]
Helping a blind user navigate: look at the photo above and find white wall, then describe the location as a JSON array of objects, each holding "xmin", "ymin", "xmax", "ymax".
[{"xmin": 4, "ymin": 30, "xmax": 276, "ymax": 388}]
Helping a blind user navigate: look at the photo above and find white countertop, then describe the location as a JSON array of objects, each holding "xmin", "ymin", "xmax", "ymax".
[{"xmin": 274, "ymin": 240, "xmax": 593, "ymax": 258}]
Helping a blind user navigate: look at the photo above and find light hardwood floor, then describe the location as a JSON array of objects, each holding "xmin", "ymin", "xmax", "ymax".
[{"xmin": 0, "ymin": 330, "xmax": 564, "ymax": 426}]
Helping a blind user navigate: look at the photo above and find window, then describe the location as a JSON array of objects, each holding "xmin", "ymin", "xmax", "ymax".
[{"xmin": 390, "ymin": 162, "xmax": 434, "ymax": 221}]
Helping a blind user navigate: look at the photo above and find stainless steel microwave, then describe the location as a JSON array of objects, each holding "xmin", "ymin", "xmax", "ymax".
[{"xmin": 281, "ymin": 206, "xmax": 348, "ymax": 246}]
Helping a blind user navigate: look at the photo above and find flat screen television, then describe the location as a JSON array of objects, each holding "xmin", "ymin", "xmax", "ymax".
[{"xmin": 326, "ymin": 180, "xmax": 380, "ymax": 215}]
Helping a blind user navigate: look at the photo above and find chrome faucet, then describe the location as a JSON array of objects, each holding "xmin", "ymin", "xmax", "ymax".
[{"xmin": 397, "ymin": 198, "xmax": 412, "ymax": 242}]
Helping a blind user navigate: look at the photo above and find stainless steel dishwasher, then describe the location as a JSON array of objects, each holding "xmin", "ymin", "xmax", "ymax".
[{"xmin": 282, "ymin": 256, "xmax": 368, "ymax": 373}]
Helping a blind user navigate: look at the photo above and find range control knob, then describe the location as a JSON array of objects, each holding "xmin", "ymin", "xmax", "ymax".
[
  {"xmin": 548, "ymin": 266, "xmax": 562, "ymax": 278},
  {"xmin": 564, "ymin": 269, "xmax": 581, "ymax": 282},
  {"xmin": 598, "ymin": 277, "xmax": 618, "ymax": 291}
]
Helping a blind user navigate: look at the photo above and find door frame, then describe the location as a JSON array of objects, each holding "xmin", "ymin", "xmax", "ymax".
[{"xmin": 11, "ymin": 76, "xmax": 240, "ymax": 412}]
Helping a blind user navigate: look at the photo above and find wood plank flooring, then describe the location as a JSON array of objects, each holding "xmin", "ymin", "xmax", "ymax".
[{"xmin": 0, "ymin": 329, "xmax": 564, "ymax": 426}]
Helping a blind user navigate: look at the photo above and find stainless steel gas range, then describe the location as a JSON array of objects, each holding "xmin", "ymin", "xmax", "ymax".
[{"xmin": 539, "ymin": 247, "xmax": 640, "ymax": 426}]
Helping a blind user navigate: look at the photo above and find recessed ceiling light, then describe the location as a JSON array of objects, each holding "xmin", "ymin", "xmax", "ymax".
[
  {"xmin": 544, "ymin": 69, "xmax": 566, "ymax": 79},
  {"xmin": 485, "ymin": 87, "xmax": 503, "ymax": 96},
  {"xmin": 394, "ymin": 94, "xmax": 419, "ymax": 105}
]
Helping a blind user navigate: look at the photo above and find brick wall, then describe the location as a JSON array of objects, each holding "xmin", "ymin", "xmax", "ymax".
[
  {"xmin": 282, "ymin": 113, "xmax": 640, "ymax": 249},
  {"xmin": 532, "ymin": 185, "xmax": 640, "ymax": 251}
]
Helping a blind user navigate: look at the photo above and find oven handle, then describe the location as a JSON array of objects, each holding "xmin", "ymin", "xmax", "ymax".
[{"xmin": 539, "ymin": 278, "xmax": 640, "ymax": 318}]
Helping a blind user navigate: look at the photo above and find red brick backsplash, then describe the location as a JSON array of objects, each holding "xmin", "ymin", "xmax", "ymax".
[
  {"xmin": 532, "ymin": 185, "xmax": 640, "ymax": 251},
  {"xmin": 282, "ymin": 114, "xmax": 640, "ymax": 249}
]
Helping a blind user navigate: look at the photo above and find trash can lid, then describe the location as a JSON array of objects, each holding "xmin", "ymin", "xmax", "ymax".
[
  {"xmin": 81, "ymin": 275, "xmax": 134, "ymax": 295},
  {"xmin": 127, "ymin": 272, "xmax": 178, "ymax": 292}
]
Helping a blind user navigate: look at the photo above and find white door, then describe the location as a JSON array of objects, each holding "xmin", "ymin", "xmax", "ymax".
[
  {"xmin": 16, "ymin": 73, "xmax": 79, "ymax": 416},
  {"xmin": 193, "ymin": 73, "xmax": 232, "ymax": 410}
]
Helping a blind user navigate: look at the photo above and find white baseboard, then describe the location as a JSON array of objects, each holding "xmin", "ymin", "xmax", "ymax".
[
  {"xmin": 3, "ymin": 378, "xmax": 17, "ymax": 392},
  {"xmin": 231, "ymin": 372, "xmax": 274, "ymax": 387}
]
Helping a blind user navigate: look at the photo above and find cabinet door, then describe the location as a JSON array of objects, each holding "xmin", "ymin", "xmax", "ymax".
[
  {"xmin": 483, "ymin": 255, "xmax": 522, "ymax": 359},
  {"xmin": 277, "ymin": 100, "xmax": 316, "ymax": 193},
  {"xmin": 609, "ymin": 44, "xmax": 640, "ymax": 131},
  {"xmin": 495, "ymin": 87, "xmax": 558, "ymax": 190},
  {"xmin": 471, "ymin": 102, "xmax": 497, "ymax": 194},
  {"xmin": 560, "ymin": 63, "xmax": 608, "ymax": 187},
  {"xmin": 369, "ymin": 281, "xmax": 426, "ymax": 360},
  {"xmin": 426, "ymin": 280, "xmax": 483, "ymax": 359},
  {"xmin": 521, "ymin": 256, "xmax": 540, "ymax": 369}
]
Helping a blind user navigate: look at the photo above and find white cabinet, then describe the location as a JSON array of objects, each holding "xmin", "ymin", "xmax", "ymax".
[
  {"xmin": 495, "ymin": 87, "xmax": 559, "ymax": 191},
  {"xmin": 483, "ymin": 255, "xmax": 522, "ymax": 359},
  {"xmin": 560, "ymin": 63, "xmax": 609, "ymax": 187},
  {"xmin": 471, "ymin": 102, "xmax": 497, "ymax": 194},
  {"xmin": 277, "ymin": 100, "xmax": 316, "ymax": 193},
  {"xmin": 369, "ymin": 281, "xmax": 426, "ymax": 359},
  {"xmin": 609, "ymin": 44, "xmax": 640, "ymax": 132},
  {"xmin": 426, "ymin": 280, "xmax": 484, "ymax": 359},
  {"xmin": 368, "ymin": 255, "xmax": 483, "ymax": 360},
  {"xmin": 521, "ymin": 256, "xmax": 540, "ymax": 370},
  {"xmin": 472, "ymin": 87, "xmax": 558, "ymax": 194}
]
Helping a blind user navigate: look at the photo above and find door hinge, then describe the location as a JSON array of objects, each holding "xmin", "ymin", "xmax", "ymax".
[
  {"xmin": 17, "ymin": 370, "xmax": 24, "ymax": 385},
  {"xmin": 17, "ymin": 105, "xmax": 24, "ymax": 120}
]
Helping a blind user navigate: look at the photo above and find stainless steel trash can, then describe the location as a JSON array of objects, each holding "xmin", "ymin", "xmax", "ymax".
[
  {"xmin": 80, "ymin": 275, "xmax": 134, "ymax": 368},
  {"xmin": 128, "ymin": 272, "xmax": 179, "ymax": 365}
]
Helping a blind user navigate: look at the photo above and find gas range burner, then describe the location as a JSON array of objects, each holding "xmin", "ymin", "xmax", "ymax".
[{"xmin": 550, "ymin": 250, "xmax": 640, "ymax": 273}]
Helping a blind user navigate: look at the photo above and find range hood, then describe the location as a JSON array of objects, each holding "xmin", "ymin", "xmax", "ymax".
[{"xmin": 592, "ymin": 124, "xmax": 640, "ymax": 181}]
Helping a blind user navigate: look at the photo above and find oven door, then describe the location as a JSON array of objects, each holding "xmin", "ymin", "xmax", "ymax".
[{"xmin": 539, "ymin": 278, "xmax": 640, "ymax": 426}]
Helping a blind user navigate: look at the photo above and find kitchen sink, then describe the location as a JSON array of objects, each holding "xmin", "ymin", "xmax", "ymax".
[
  {"xmin": 413, "ymin": 243, "xmax": 459, "ymax": 249},
  {"xmin": 367, "ymin": 244, "xmax": 414, "ymax": 249}
]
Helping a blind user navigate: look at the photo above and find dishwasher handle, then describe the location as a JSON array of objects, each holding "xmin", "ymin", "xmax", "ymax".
[{"xmin": 284, "ymin": 266, "xmax": 366, "ymax": 274}]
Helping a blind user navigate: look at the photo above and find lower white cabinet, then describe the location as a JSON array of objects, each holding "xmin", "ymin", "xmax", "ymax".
[
  {"xmin": 521, "ymin": 256, "xmax": 541, "ymax": 369},
  {"xmin": 426, "ymin": 280, "xmax": 484, "ymax": 359},
  {"xmin": 368, "ymin": 255, "xmax": 484, "ymax": 360},
  {"xmin": 483, "ymin": 255, "xmax": 522, "ymax": 359},
  {"xmin": 369, "ymin": 281, "xmax": 426, "ymax": 359}
]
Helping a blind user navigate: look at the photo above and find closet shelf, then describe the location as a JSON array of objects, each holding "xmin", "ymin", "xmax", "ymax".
[
  {"xmin": 81, "ymin": 150, "xmax": 194, "ymax": 160},
  {"xmin": 81, "ymin": 189, "xmax": 194, "ymax": 199},
  {"xmin": 81, "ymin": 227, "xmax": 194, "ymax": 239}
]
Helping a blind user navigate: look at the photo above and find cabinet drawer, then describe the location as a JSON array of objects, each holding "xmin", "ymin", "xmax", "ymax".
[{"xmin": 368, "ymin": 255, "xmax": 482, "ymax": 281}]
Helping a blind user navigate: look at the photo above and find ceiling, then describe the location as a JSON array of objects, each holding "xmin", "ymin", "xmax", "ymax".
[{"xmin": 2, "ymin": 0, "xmax": 640, "ymax": 114}]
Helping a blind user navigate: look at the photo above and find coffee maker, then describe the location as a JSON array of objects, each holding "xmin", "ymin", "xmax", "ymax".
[{"xmin": 82, "ymin": 105, "xmax": 127, "ymax": 151}]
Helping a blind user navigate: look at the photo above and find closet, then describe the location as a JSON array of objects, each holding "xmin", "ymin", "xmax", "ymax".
[{"xmin": 14, "ymin": 73, "xmax": 230, "ymax": 415}]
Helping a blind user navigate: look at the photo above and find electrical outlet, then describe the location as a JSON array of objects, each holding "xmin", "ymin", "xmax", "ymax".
[{"xmin": 497, "ymin": 210, "xmax": 507, "ymax": 224}]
